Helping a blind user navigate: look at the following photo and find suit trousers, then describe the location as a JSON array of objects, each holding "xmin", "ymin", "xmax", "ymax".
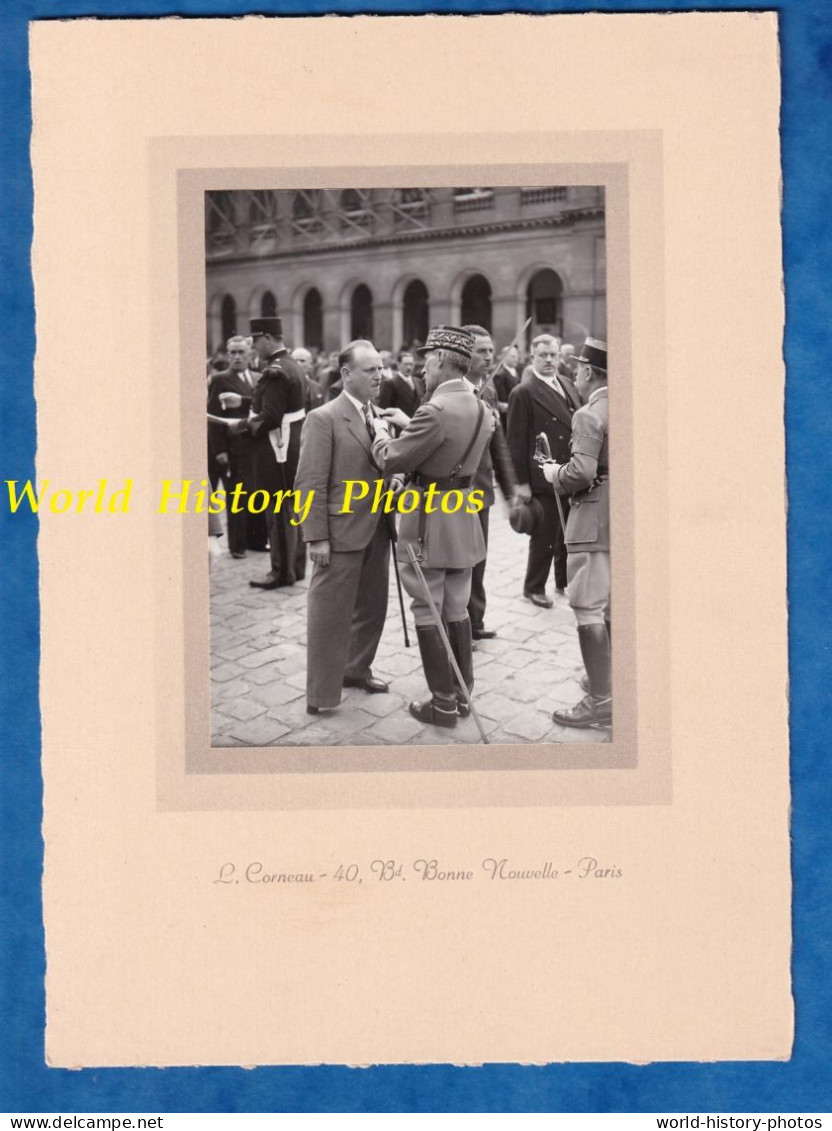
[
  {"xmin": 401, "ymin": 562, "xmax": 472, "ymax": 628},
  {"xmin": 525, "ymin": 492, "xmax": 571, "ymax": 594},
  {"xmin": 306, "ymin": 519, "xmax": 391, "ymax": 708},
  {"xmin": 467, "ymin": 506, "xmax": 490, "ymax": 630},
  {"xmin": 225, "ymin": 470, "xmax": 267, "ymax": 555}
]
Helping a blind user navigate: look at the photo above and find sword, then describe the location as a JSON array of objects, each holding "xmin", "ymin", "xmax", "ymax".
[
  {"xmin": 389, "ymin": 530, "xmax": 411, "ymax": 648},
  {"xmin": 381, "ymin": 509, "xmax": 411, "ymax": 648},
  {"xmin": 533, "ymin": 431, "xmax": 568, "ymax": 536},
  {"xmin": 368, "ymin": 400, "xmax": 412, "ymax": 648},
  {"xmin": 404, "ymin": 543, "xmax": 490, "ymax": 745},
  {"xmin": 486, "ymin": 316, "xmax": 533, "ymax": 388},
  {"xmin": 502, "ymin": 316, "xmax": 533, "ymax": 363}
]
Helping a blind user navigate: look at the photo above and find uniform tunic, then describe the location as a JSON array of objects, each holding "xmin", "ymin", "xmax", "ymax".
[
  {"xmin": 372, "ymin": 378, "xmax": 494, "ymax": 624},
  {"xmin": 551, "ymin": 386, "xmax": 610, "ymax": 624}
]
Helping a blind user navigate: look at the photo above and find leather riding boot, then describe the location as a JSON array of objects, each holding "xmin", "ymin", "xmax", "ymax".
[
  {"xmin": 579, "ymin": 619, "xmax": 610, "ymax": 692},
  {"xmin": 446, "ymin": 617, "xmax": 474, "ymax": 718},
  {"xmin": 410, "ymin": 625, "xmax": 458, "ymax": 728},
  {"xmin": 553, "ymin": 624, "xmax": 612, "ymax": 728}
]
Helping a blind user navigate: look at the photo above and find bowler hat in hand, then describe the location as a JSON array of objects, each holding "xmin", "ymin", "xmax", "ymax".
[{"xmin": 509, "ymin": 496, "xmax": 544, "ymax": 536}]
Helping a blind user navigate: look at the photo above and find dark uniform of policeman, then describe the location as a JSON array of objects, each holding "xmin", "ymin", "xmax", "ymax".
[
  {"xmin": 247, "ymin": 316, "xmax": 305, "ymax": 589},
  {"xmin": 371, "ymin": 326, "xmax": 495, "ymax": 729}
]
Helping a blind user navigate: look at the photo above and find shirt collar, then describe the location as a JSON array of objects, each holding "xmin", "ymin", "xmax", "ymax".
[
  {"xmin": 342, "ymin": 389, "xmax": 368, "ymax": 416},
  {"xmin": 533, "ymin": 368, "xmax": 564, "ymax": 392}
]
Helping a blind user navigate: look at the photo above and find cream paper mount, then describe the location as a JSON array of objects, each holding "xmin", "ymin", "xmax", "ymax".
[{"xmin": 30, "ymin": 14, "xmax": 790, "ymax": 1067}]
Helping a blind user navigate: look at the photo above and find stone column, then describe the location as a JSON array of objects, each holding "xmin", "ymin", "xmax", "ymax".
[
  {"xmin": 429, "ymin": 188, "xmax": 455, "ymax": 228},
  {"xmin": 321, "ymin": 302, "xmax": 344, "ymax": 353},
  {"xmin": 560, "ymin": 297, "xmax": 595, "ymax": 346},
  {"xmin": 373, "ymin": 302, "xmax": 394, "ymax": 350},
  {"xmin": 431, "ymin": 297, "xmax": 454, "ymax": 326},
  {"xmin": 490, "ymin": 295, "xmax": 521, "ymax": 349}
]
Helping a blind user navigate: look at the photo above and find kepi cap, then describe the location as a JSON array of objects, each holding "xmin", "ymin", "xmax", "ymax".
[
  {"xmin": 249, "ymin": 316, "xmax": 283, "ymax": 339},
  {"xmin": 417, "ymin": 325, "xmax": 476, "ymax": 362},
  {"xmin": 574, "ymin": 337, "xmax": 607, "ymax": 372}
]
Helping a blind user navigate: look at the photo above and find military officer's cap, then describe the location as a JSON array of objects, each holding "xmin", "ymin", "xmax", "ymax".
[
  {"xmin": 417, "ymin": 325, "xmax": 475, "ymax": 362},
  {"xmin": 574, "ymin": 337, "xmax": 607, "ymax": 372},
  {"xmin": 249, "ymin": 316, "xmax": 283, "ymax": 339}
]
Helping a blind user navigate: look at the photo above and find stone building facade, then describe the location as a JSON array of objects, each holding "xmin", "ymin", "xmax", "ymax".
[{"xmin": 205, "ymin": 186, "xmax": 606, "ymax": 355}]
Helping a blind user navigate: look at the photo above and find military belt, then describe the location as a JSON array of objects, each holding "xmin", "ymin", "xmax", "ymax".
[{"xmin": 413, "ymin": 473, "xmax": 473, "ymax": 490}]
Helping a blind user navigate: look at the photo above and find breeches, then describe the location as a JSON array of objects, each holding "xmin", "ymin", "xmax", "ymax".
[
  {"xmin": 400, "ymin": 562, "xmax": 472, "ymax": 627},
  {"xmin": 566, "ymin": 550, "xmax": 611, "ymax": 626}
]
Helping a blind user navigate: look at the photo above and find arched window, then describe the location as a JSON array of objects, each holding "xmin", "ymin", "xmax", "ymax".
[
  {"xmin": 461, "ymin": 274, "xmax": 492, "ymax": 332},
  {"xmin": 525, "ymin": 268, "xmax": 564, "ymax": 339},
  {"xmin": 402, "ymin": 279, "xmax": 429, "ymax": 347},
  {"xmin": 261, "ymin": 291, "xmax": 277, "ymax": 319},
  {"xmin": 350, "ymin": 284, "xmax": 374, "ymax": 341},
  {"xmin": 220, "ymin": 295, "xmax": 237, "ymax": 342},
  {"xmin": 303, "ymin": 288, "xmax": 323, "ymax": 350}
]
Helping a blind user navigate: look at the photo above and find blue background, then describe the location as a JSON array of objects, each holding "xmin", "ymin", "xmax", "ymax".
[{"xmin": 2, "ymin": 0, "xmax": 830, "ymax": 1113}]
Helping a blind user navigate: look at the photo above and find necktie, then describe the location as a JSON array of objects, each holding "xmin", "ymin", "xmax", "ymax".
[{"xmin": 363, "ymin": 402, "xmax": 375, "ymax": 442}]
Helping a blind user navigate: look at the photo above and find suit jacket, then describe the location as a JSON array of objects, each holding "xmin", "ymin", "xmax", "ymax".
[
  {"xmin": 492, "ymin": 364, "xmax": 520, "ymax": 410},
  {"xmin": 295, "ymin": 392, "xmax": 387, "ymax": 552},
  {"xmin": 378, "ymin": 372, "xmax": 421, "ymax": 418},
  {"xmin": 305, "ymin": 376, "xmax": 325, "ymax": 411},
  {"xmin": 471, "ymin": 377, "xmax": 516, "ymax": 506},
  {"xmin": 506, "ymin": 373, "xmax": 581, "ymax": 496},
  {"xmin": 553, "ymin": 387, "xmax": 610, "ymax": 553},
  {"xmin": 207, "ymin": 367, "xmax": 256, "ymax": 472},
  {"xmin": 372, "ymin": 379, "xmax": 495, "ymax": 569}
]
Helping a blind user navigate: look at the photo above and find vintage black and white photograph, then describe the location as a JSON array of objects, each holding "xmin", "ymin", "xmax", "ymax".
[{"xmin": 204, "ymin": 184, "xmax": 610, "ymax": 748}]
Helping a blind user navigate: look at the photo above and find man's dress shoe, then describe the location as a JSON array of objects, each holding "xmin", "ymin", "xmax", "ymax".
[
  {"xmin": 471, "ymin": 627, "xmax": 497, "ymax": 640},
  {"xmin": 342, "ymin": 675, "xmax": 389, "ymax": 694},
  {"xmin": 524, "ymin": 591, "xmax": 553, "ymax": 609},
  {"xmin": 249, "ymin": 573, "xmax": 280, "ymax": 590}
]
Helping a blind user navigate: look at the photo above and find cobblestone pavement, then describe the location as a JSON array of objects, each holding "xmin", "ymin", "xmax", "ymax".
[{"xmin": 210, "ymin": 496, "xmax": 611, "ymax": 747}]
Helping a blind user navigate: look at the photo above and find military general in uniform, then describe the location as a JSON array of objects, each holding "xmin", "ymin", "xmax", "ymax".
[
  {"xmin": 372, "ymin": 325, "xmax": 495, "ymax": 730},
  {"xmin": 540, "ymin": 337, "xmax": 611, "ymax": 729}
]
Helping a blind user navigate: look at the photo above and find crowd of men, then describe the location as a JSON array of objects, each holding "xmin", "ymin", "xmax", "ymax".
[{"xmin": 208, "ymin": 316, "xmax": 610, "ymax": 733}]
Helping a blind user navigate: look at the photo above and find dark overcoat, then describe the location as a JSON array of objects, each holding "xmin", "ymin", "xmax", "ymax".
[{"xmin": 506, "ymin": 374, "xmax": 581, "ymax": 496}]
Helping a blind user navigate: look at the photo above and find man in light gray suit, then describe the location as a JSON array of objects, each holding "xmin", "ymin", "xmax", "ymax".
[{"xmin": 294, "ymin": 340, "xmax": 392, "ymax": 714}]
